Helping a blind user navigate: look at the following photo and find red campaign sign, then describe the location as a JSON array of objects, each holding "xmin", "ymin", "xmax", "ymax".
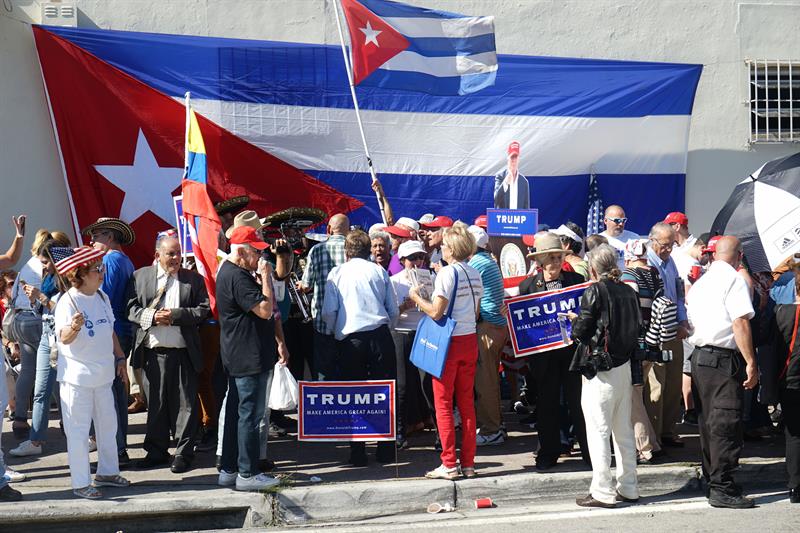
[{"xmin": 33, "ymin": 26, "xmax": 362, "ymax": 267}]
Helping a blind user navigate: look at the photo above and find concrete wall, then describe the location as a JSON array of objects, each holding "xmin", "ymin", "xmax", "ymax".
[{"xmin": 1, "ymin": 0, "xmax": 798, "ymax": 265}]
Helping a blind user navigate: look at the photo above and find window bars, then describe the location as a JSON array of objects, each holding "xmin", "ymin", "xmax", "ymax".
[{"xmin": 748, "ymin": 59, "xmax": 799, "ymax": 144}]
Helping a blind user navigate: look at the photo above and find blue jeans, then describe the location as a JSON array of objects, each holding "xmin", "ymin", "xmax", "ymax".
[
  {"xmin": 11, "ymin": 310, "xmax": 43, "ymax": 422},
  {"xmin": 220, "ymin": 371, "xmax": 268, "ymax": 477},
  {"xmin": 30, "ymin": 321, "xmax": 58, "ymax": 442}
]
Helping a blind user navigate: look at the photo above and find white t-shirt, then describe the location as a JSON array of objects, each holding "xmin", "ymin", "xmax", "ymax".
[
  {"xmin": 687, "ymin": 261, "xmax": 755, "ymax": 350},
  {"xmin": 601, "ymin": 229, "xmax": 640, "ymax": 269},
  {"xmin": 432, "ymin": 262, "xmax": 483, "ymax": 336},
  {"xmin": 391, "ymin": 269, "xmax": 435, "ymax": 331},
  {"xmin": 11, "ymin": 256, "xmax": 44, "ymax": 310},
  {"xmin": 55, "ymin": 288, "xmax": 116, "ymax": 388}
]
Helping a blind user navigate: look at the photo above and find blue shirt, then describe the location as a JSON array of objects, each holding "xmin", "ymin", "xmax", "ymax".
[
  {"xmin": 321, "ymin": 258, "xmax": 398, "ymax": 341},
  {"xmin": 468, "ymin": 251, "xmax": 506, "ymax": 326},
  {"xmin": 647, "ymin": 248, "xmax": 687, "ymax": 322},
  {"xmin": 102, "ymin": 250, "xmax": 135, "ymax": 338},
  {"xmin": 770, "ymin": 270, "xmax": 797, "ymax": 305}
]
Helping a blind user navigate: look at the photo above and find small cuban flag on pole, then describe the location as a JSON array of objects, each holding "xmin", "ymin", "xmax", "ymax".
[{"xmin": 333, "ymin": 0, "xmax": 498, "ymax": 223}]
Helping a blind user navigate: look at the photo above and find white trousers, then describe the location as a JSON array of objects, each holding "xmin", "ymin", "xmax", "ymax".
[
  {"xmin": 60, "ymin": 381, "xmax": 119, "ymax": 489},
  {"xmin": 581, "ymin": 361, "xmax": 639, "ymax": 504}
]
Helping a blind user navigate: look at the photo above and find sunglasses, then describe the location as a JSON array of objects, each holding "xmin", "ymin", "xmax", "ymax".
[
  {"xmin": 607, "ymin": 217, "xmax": 627, "ymax": 224},
  {"xmin": 405, "ymin": 253, "xmax": 426, "ymax": 261},
  {"xmin": 89, "ymin": 264, "xmax": 105, "ymax": 274}
]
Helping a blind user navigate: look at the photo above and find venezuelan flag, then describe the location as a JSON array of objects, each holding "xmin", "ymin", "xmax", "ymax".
[{"xmin": 182, "ymin": 105, "xmax": 221, "ymax": 315}]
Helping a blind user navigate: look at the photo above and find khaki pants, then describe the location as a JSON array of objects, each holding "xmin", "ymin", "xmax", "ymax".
[
  {"xmin": 632, "ymin": 361, "xmax": 661, "ymax": 460},
  {"xmin": 644, "ymin": 338, "xmax": 684, "ymax": 442},
  {"xmin": 474, "ymin": 321, "xmax": 508, "ymax": 434}
]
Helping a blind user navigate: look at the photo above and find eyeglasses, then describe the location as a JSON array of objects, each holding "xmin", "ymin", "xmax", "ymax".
[
  {"xmin": 405, "ymin": 253, "xmax": 426, "ymax": 261},
  {"xmin": 89, "ymin": 264, "xmax": 105, "ymax": 274},
  {"xmin": 652, "ymin": 239, "xmax": 674, "ymax": 250},
  {"xmin": 606, "ymin": 217, "xmax": 627, "ymax": 225}
]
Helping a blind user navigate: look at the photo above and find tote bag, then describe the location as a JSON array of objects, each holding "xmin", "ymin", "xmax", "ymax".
[{"xmin": 409, "ymin": 267, "xmax": 459, "ymax": 379}]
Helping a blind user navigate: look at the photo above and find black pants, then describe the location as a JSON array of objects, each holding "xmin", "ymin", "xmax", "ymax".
[
  {"xmin": 339, "ymin": 325, "xmax": 397, "ymax": 458},
  {"xmin": 284, "ymin": 315, "xmax": 314, "ymax": 381},
  {"xmin": 691, "ymin": 347, "xmax": 744, "ymax": 496},
  {"xmin": 143, "ymin": 347, "xmax": 199, "ymax": 460},
  {"xmin": 529, "ymin": 346, "xmax": 588, "ymax": 463},
  {"xmin": 391, "ymin": 330, "xmax": 426, "ymax": 437},
  {"xmin": 313, "ymin": 331, "xmax": 340, "ymax": 381},
  {"xmin": 782, "ymin": 388, "xmax": 800, "ymax": 489}
]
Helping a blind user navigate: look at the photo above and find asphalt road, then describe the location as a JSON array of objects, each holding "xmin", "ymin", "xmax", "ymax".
[{"xmin": 267, "ymin": 486, "xmax": 799, "ymax": 533}]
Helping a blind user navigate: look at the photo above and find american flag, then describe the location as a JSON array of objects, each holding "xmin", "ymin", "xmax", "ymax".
[
  {"xmin": 586, "ymin": 172, "xmax": 604, "ymax": 236},
  {"xmin": 53, "ymin": 246, "xmax": 104, "ymax": 275},
  {"xmin": 49, "ymin": 247, "xmax": 76, "ymax": 265}
]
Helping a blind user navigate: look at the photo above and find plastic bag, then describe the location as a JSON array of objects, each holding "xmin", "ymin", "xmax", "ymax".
[{"xmin": 268, "ymin": 363, "xmax": 298, "ymax": 411}]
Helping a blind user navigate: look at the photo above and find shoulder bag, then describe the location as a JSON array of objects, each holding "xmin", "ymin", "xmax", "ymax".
[
  {"xmin": 1, "ymin": 278, "xmax": 23, "ymax": 342},
  {"xmin": 410, "ymin": 267, "xmax": 460, "ymax": 379}
]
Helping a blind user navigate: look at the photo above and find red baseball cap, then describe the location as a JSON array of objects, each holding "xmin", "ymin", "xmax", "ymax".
[
  {"xmin": 229, "ymin": 226, "xmax": 268, "ymax": 250},
  {"xmin": 522, "ymin": 234, "xmax": 536, "ymax": 247},
  {"xmin": 473, "ymin": 214, "xmax": 488, "ymax": 229},
  {"xmin": 702, "ymin": 235, "xmax": 722, "ymax": 254},
  {"xmin": 420, "ymin": 216, "xmax": 454, "ymax": 229},
  {"xmin": 384, "ymin": 225, "xmax": 412, "ymax": 238},
  {"xmin": 508, "ymin": 141, "xmax": 520, "ymax": 156},
  {"xmin": 664, "ymin": 212, "xmax": 689, "ymax": 226}
]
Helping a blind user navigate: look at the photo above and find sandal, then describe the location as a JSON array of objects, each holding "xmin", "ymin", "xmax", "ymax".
[
  {"xmin": 73, "ymin": 485, "xmax": 103, "ymax": 499},
  {"xmin": 94, "ymin": 474, "xmax": 130, "ymax": 488},
  {"xmin": 425, "ymin": 464, "xmax": 460, "ymax": 480},
  {"xmin": 461, "ymin": 466, "xmax": 477, "ymax": 479}
]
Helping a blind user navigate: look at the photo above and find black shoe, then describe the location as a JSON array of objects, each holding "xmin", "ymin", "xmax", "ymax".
[
  {"xmin": 117, "ymin": 451, "xmax": 131, "ymax": 469},
  {"xmin": 576, "ymin": 494, "xmax": 615, "ymax": 508},
  {"xmin": 348, "ymin": 453, "xmax": 368, "ymax": 467},
  {"xmin": 0, "ymin": 485, "xmax": 22, "ymax": 502},
  {"xmin": 535, "ymin": 457, "xmax": 557, "ymax": 471},
  {"xmin": 708, "ymin": 492, "xmax": 755, "ymax": 509},
  {"xmin": 135, "ymin": 455, "xmax": 169, "ymax": 470},
  {"xmin": 259, "ymin": 458, "xmax": 276, "ymax": 473},
  {"xmin": 170, "ymin": 455, "xmax": 191, "ymax": 474},
  {"xmin": 616, "ymin": 491, "xmax": 639, "ymax": 503},
  {"xmin": 195, "ymin": 427, "xmax": 218, "ymax": 453},
  {"xmin": 268, "ymin": 423, "xmax": 287, "ymax": 438},
  {"xmin": 660, "ymin": 436, "xmax": 685, "ymax": 448},
  {"xmin": 271, "ymin": 412, "xmax": 297, "ymax": 430},
  {"xmin": 215, "ymin": 455, "xmax": 222, "ymax": 471},
  {"xmin": 789, "ymin": 488, "xmax": 799, "ymax": 504},
  {"xmin": 682, "ymin": 409, "xmax": 698, "ymax": 426},
  {"xmin": 396, "ymin": 435, "xmax": 409, "ymax": 450}
]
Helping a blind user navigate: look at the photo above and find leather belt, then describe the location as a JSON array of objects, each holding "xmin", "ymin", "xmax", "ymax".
[{"xmin": 698, "ymin": 345, "xmax": 736, "ymax": 356}]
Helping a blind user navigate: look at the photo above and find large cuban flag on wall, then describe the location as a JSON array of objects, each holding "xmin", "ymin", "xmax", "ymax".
[{"xmin": 33, "ymin": 24, "xmax": 701, "ymax": 266}]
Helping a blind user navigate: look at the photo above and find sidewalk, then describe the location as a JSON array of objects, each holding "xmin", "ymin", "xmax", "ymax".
[{"xmin": 0, "ymin": 409, "xmax": 788, "ymax": 530}]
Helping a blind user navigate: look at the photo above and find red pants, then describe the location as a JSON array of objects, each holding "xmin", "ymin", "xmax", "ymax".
[{"xmin": 433, "ymin": 333, "xmax": 478, "ymax": 469}]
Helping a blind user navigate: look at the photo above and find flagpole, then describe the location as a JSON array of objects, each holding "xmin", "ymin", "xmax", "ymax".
[
  {"xmin": 182, "ymin": 91, "xmax": 191, "ymax": 269},
  {"xmin": 333, "ymin": 0, "xmax": 388, "ymax": 225}
]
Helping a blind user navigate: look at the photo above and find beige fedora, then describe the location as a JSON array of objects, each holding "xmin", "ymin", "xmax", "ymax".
[
  {"xmin": 526, "ymin": 232, "xmax": 567, "ymax": 258},
  {"xmin": 225, "ymin": 210, "xmax": 264, "ymax": 239}
]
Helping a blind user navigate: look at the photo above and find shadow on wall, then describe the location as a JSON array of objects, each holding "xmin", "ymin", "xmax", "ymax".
[{"xmin": 686, "ymin": 146, "xmax": 798, "ymax": 235}]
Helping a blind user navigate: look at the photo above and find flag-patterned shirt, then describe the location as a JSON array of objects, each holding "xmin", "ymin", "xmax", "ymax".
[{"xmin": 301, "ymin": 235, "xmax": 346, "ymax": 334}]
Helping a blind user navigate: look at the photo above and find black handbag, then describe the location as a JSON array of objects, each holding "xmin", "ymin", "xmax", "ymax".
[{"xmin": 570, "ymin": 282, "xmax": 614, "ymax": 379}]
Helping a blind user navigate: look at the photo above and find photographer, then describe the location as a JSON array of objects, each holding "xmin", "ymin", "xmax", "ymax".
[{"xmin": 569, "ymin": 243, "xmax": 641, "ymax": 508}]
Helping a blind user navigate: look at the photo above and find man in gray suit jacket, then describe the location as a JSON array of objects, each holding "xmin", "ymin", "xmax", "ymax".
[
  {"xmin": 493, "ymin": 141, "xmax": 531, "ymax": 209},
  {"xmin": 127, "ymin": 234, "xmax": 209, "ymax": 473}
]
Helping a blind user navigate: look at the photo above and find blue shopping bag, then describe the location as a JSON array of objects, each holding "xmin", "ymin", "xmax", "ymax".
[{"xmin": 409, "ymin": 268, "xmax": 459, "ymax": 379}]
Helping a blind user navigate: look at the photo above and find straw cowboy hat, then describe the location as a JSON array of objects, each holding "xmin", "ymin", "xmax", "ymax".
[
  {"xmin": 526, "ymin": 232, "xmax": 566, "ymax": 258},
  {"xmin": 80, "ymin": 217, "xmax": 136, "ymax": 246},
  {"xmin": 225, "ymin": 210, "xmax": 264, "ymax": 239},
  {"xmin": 214, "ymin": 195, "xmax": 250, "ymax": 216}
]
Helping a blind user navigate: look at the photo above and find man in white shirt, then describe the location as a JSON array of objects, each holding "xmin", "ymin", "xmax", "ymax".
[
  {"xmin": 493, "ymin": 141, "xmax": 530, "ymax": 210},
  {"xmin": 599, "ymin": 205, "xmax": 639, "ymax": 269},
  {"xmin": 321, "ymin": 230, "xmax": 398, "ymax": 467},
  {"xmin": 686, "ymin": 235, "xmax": 758, "ymax": 509},
  {"xmin": 127, "ymin": 235, "xmax": 210, "ymax": 474}
]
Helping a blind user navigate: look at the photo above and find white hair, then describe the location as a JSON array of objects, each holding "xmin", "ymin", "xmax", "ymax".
[
  {"xmin": 229, "ymin": 243, "xmax": 255, "ymax": 258},
  {"xmin": 369, "ymin": 230, "xmax": 390, "ymax": 245}
]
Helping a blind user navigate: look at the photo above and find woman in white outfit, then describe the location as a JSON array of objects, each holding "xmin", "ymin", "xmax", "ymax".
[
  {"xmin": 568, "ymin": 244, "xmax": 642, "ymax": 508},
  {"xmin": 54, "ymin": 247, "xmax": 130, "ymax": 499}
]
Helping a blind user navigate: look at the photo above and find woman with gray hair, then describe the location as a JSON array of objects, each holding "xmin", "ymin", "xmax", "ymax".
[{"xmin": 568, "ymin": 243, "xmax": 642, "ymax": 508}]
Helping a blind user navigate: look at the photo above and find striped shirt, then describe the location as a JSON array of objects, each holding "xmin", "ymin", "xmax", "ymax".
[
  {"xmin": 621, "ymin": 266, "xmax": 662, "ymax": 337},
  {"xmin": 301, "ymin": 235, "xmax": 346, "ymax": 334},
  {"xmin": 468, "ymin": 251, "xmax": 506, "ymax": 326}
]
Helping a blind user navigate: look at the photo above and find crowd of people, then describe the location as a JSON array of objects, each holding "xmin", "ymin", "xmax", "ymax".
[{"xmin": 0, "ymin": 194, "xmax": 797, "ymax": 511}]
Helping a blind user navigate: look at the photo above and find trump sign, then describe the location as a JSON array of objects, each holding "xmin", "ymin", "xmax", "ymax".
[{"xmin": 298, "ymin": 381, "xmax": 396, "ymax": 441}]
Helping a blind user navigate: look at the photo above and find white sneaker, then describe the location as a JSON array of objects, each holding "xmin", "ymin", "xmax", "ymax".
[
  {"xmin": 218, "ymin": 470, "xmax": 237, "ymax": 487},
  {"xmin": 476, "ymin": 431, "xmax": 505, "ymax": 446},
  {"xmin": 88, "ymin": 438, "xmax": 97, "ymax": 452},
  {"xmin": 425, "ymin": 464, "xmax": 460, "ymax": 480},
  {"xmin": 9, "ymin": 440, "xmax": 42, "ymax": 457},
  {"xmin": 3, "ymin": 469, "xmax": 26, "ymax": 483},
  {"xmin": 235, "ymin": 473, "xmax": 280, "ymax": 492}
]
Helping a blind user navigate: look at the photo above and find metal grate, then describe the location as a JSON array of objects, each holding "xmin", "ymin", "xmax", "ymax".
[{"xmin": 748, "ymin": 59, "xmax": 799, "ymax": 143}]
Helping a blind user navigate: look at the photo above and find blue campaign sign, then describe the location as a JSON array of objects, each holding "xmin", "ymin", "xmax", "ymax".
[
  {"xmin": 172, "ymin": 195, "xmax": 194, "ymax": 256},
  {"xmin": 506, "ymin": 281, "xmax": 592, "ymax": 357},
  {"xmin": 486, "ymin": 208, "xmax": 538, "ymax": 237},
  {"xmin": 298, "ymin": 381, "xmax": 396, "ymax": 442}
]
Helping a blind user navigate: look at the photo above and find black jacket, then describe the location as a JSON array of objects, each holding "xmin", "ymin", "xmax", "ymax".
[
  {"xmin": 518, "ymin": 269, "xmax": 586, "ymax": 296},
  {"xmin": 571, "ymin": 279, "xmax": 641, "ymax": 367},
  {"xmin": 773, "ymin": 304, "xmax": 800, "ymax": 390}
]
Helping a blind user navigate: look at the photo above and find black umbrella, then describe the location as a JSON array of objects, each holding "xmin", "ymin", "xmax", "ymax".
[{"xmin": 711, "ymin": 152, "xmax": 800, "ymax": 273}]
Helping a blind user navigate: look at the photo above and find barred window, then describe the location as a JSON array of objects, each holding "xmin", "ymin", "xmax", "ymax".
[{"xmin": 748, "ymin": 60, "xmax": 800, "ymax": 143}]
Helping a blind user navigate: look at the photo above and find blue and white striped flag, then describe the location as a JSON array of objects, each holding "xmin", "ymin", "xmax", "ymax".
[
  {"xmin": 340, "ymin": 0, "xmax": 497, "ymax": 95},
  {"xmin": 586, "ymin": 173, "xmax": 604, "ymax": 236}
]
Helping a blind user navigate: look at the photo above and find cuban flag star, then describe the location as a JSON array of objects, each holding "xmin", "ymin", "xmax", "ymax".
[{"xmin": 339, "ymin": 0, "xmax": 498, "ymax": 95}]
